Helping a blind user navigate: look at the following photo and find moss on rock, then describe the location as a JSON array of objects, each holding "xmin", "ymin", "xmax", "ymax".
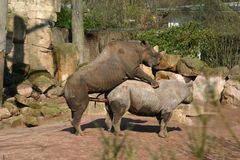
[
  {"xmin": 20, "ymin": 107, "xmax": 41, "ymax": 117},
  {"xmin": 23, "ymin": 116, "xmax": 39, "ymax": 127},
  {"xmin": 202, "ymin": 66, "xmax": 229, "ymax": 78},
  {"xmin": 3, "ymin": 101, "xmax": 19, "ymax": 116},
  {"xmin": 2, "ymin": 115, "xmax": 24, "ymax": 128},
  {"xmin": 228, "ymin": 65, "xmax": 240, "ymax": 81},
  {"xmin": 177, "ymin": 57, "xmax": 207, "ymax": 77},
  {"xmin": 41, "ymin": 106, "xmax": 61, "ymax": 117}
]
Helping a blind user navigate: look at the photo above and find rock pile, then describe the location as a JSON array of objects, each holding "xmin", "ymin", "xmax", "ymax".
[
  {"xmin": 143, "ymin": 52, "xmax": 240, "ymax": 125},
  {"xmin": 1, "ymin": 66, "xmax": 69, "ymax": 129},
  {"xmin": 1, "ymin": 52, "xmax": 239, "ymax": 129}
]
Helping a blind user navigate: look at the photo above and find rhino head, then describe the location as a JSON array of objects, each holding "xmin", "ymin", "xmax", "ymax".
[{"xmin": 141, "ymin": 41, "xmax": 162, "ymax": 68}]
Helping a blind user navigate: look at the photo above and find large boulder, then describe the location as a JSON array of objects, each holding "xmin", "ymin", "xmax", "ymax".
[
  {"xmin": 171, "ymin": 108, "xmax": 193, "ymax": 126},
  {"xmin": 41, "ymin": 105, "xmax": 61, "ymax": 117},
  {"xmin": 155, "ymin": 71, "xmax": 191, "ymax": 83},
  {"xmin": 27, "ymin": 100, "xmax": 44, "ymax": 109},
  {"xmin": 221, "ymin": 80, "xmax": 240, "ymax": 108},
  {"xmin": 46, "ymin": 86, "xmax": 63, "ymax": 98},
  {"xmin": 153, "ymin": 53, "xmax": 181, "ymax": 72},
  {"xmin": 53, "ymin": 43, "xmax": 80, "ymax": 85},
  {"xmin": 20, "ymin": 107, "xmax": 41, "ymax": 117},
  {"xmin": 202, "ymin": 66, "xmax": 229, "ymax": 78},
  {"xmin": 193, "ymin": 75, "xmax": 225, "ymax": 104},
  {"xmin": 0, "ymin": 108, "xmax": 11, "ymax": 120},
  {"xmin": 3, "ymin": 101, "xmax": 19, "ymax": 116},
  {"xmin": 15, "ymin": 94, "xmax": 30, "ymax": 106},
  {"xmin": 16, "ymin": 80, "xmax": 33, "ymax": 97},
  {"xmin": 23, "ymin": 116, "xmax": 39, "ymax": 127},
  {"xmin": 28, "ymin": 70, "xmax": 56, "ymax": 93},
  {"xmin": 1, "ymin": 115, "xmax": 24, "ymax": 128},
  {"xmin": 227, "ymin": 65, "xmax": 240, "ymax": 81},
  {"xmin": 140, "ymin": 64, "xmax": 154, "ymax": 79},
  {"xmin": 177, "ymin": 57, "xmax": 207, "ymax": 77}
]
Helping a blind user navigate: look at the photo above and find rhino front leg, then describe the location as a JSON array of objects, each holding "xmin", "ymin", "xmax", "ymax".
[
  {"xmin": 134, "ymin": 67, "xmax": 159, "ymax": 88},
  {"xmin": 157, "ymin": 112, "xmax": 172, "ymax": 138}
]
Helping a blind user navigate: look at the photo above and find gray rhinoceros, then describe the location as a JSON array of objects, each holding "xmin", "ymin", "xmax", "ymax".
[
  {"xmin": 63, "ymin": 41, "xmax": 161, "ymax": 135},
  {"xmin": 105, "ymin": 79, "xmax": 193, "ymax": 137}
]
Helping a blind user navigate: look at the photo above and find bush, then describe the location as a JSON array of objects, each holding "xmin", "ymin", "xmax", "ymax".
[
  {"xmin": 201, "ymin": 33, "xmax": 240, "ymax": 68},
  {"xmin": 136, "ymin": 21, "xmax": 206, "ymax": 57},
  {"xmin": 136, "ymin": 21, "xmax": 240, "ymax": 68},
  {"xmin": 55, "ymin": 7, "xmax": 72, "ymax": 29},
  {"xmin": 55, "ymin": 7, "xmax": 106, "ymax": 30},
  {"xmin": 83, "ymin": 10, "xmax": 102, "ymax": 29}
]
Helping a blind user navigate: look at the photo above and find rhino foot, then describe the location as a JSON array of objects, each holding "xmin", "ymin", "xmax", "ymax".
[
  {"xmin": 151, "ymin": 81, "xmax": 159, "ymax": 89},
  {"xmin": 114, "ymin": 131, "xmax": 125, "ymax": 136},
  {"xmin": 75, "ymin": 130, "xmax": 85, "ymax": 136},
  {"xmin": 158, "ymin": 131, "xmax": 168, "ymax": 138}
]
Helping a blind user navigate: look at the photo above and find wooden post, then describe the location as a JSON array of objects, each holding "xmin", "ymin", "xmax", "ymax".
[
  {"xmin": 72, "ymin": 0, "xmax": 88, "ymax": 65},
  {"xmin": 0, "ymin": 0, "xmax": 8, "ymax": 107}
]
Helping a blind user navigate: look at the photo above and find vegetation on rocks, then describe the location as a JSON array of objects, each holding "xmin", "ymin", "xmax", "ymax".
[
  {"xmin": 41, "ymin": 106, "xmax": 62, "ymax": 118},
  {"xmin": 1, "ymin": 68, "xmax": 67, "ymax": 129},
  {"xmin": 136, "ymin": 21, "xmax": 240, "ymax": 68}
]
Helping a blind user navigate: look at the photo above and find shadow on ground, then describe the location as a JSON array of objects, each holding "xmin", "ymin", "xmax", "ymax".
[{"xmin": 62, "ymin": 118, "xmax": 181, "ymax": 134}]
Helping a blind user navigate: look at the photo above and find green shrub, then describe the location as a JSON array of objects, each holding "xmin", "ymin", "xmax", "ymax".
[
  {"xmin": 55, "ymin": 7, "xmax": 72, "ymax": 29},
  {"xmin": 83, "ymin": 10, "xmax": 102, "ymax": 29},
  {"xmin": 201, "ymin": 33, "xmax": 240, "ymax": 68},
  {"xmin": 136, "ymin": 21, "xmax": 240, "ymax": 68},
  {"xmin": 55, "ymin": 7, "xmax": 106, "ymax": 30},
  {"xmin": 136, "ymin": 21, "xmax": 206, "ymax": 57}
]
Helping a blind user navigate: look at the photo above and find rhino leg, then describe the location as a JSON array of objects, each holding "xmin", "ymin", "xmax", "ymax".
[
  {"xmin": 110, "ymin": 101, "xmax": 129, "ymax": 136},
  {"xmin": 134, "ymin": 67, "xmax": 159, "ymax": 88},
  {"xmin": 65, "ymin": 86, "xmax": 89, "ymax": 136},
  {"xmin": 157, "ymin": 112, "xmax": 172, "ymax": 138}
]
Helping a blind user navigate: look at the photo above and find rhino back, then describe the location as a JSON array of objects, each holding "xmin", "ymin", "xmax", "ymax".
[
  {"xmin": 109, "ymin": 80, "xmax": 161, "ymax": 116},
  {"xmin": 108, "ymin": 79, "xmax": 192, "ymax": 116},
  {"xmin": 70, "ymin": 41, "xmax": 144, "ymax": 93}
]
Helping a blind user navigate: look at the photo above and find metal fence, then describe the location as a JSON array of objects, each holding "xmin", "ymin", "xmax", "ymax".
[{"xmin": 81, "ymin": 0, "xmax": 240, "ymax": 30}]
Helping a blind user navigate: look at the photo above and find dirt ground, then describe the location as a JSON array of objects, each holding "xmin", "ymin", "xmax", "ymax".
[{"xmin": 0, "ymin": 106, "xmax": 240, "ymax": 160}]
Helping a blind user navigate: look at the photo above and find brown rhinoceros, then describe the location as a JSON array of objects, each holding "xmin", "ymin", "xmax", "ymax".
[
  {"xmin": 105, "ymin": 79, "xmax": 193, "ymax": 137},
  {"xmin": 63, "ymin": 40, "xmax": 161, "ymax": 135}
]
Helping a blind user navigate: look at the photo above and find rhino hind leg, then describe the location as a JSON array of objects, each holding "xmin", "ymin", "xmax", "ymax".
[
  {"xmin": 65, "ymin": 89, "xmax": 89, "ymax": 136},
  {"xmin": 157, "ymin": 112, "xmax": 172, "ymax": 138},
  {"xmin": 109, "ymin": 101, "xmax": 129, "ymax": 136}
]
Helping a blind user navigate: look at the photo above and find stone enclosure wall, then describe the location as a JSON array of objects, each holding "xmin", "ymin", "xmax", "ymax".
[
  {"xmin": 6, "ymin": 0, "xmax": 132, "ymax": 79},
  {"xmin": 6, "ymin": 0, "xmax": 61, "ymax": 75}
]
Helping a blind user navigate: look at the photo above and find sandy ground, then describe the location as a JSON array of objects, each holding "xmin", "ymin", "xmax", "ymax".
[{"xmin": 0, "ymin": 106, "xmax": 240, "ymax": 160}]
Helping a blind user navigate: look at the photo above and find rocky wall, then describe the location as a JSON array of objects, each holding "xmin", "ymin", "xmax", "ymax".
[{"xmin": 6, "ymin": 0, "xmax": 61, "ymax": 75}]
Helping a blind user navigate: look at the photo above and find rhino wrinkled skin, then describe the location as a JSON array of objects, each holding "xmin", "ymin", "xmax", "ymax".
[
  {"xmin": 106, "ymin": 79, "xmax": 193, "ymax": 137},
  {"xmin": 63, "ymin": 41, "xmax": 161, "ymax": 135}
]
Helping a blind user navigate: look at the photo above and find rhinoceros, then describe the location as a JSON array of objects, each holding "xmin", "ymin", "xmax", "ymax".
[
  {"xmin": 63, "ymin": 41, "xmax": 161, "ymax": 135},
  {"xmin": 105, "ymin": 79, "xmax": 193, "ymax": 137}
]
